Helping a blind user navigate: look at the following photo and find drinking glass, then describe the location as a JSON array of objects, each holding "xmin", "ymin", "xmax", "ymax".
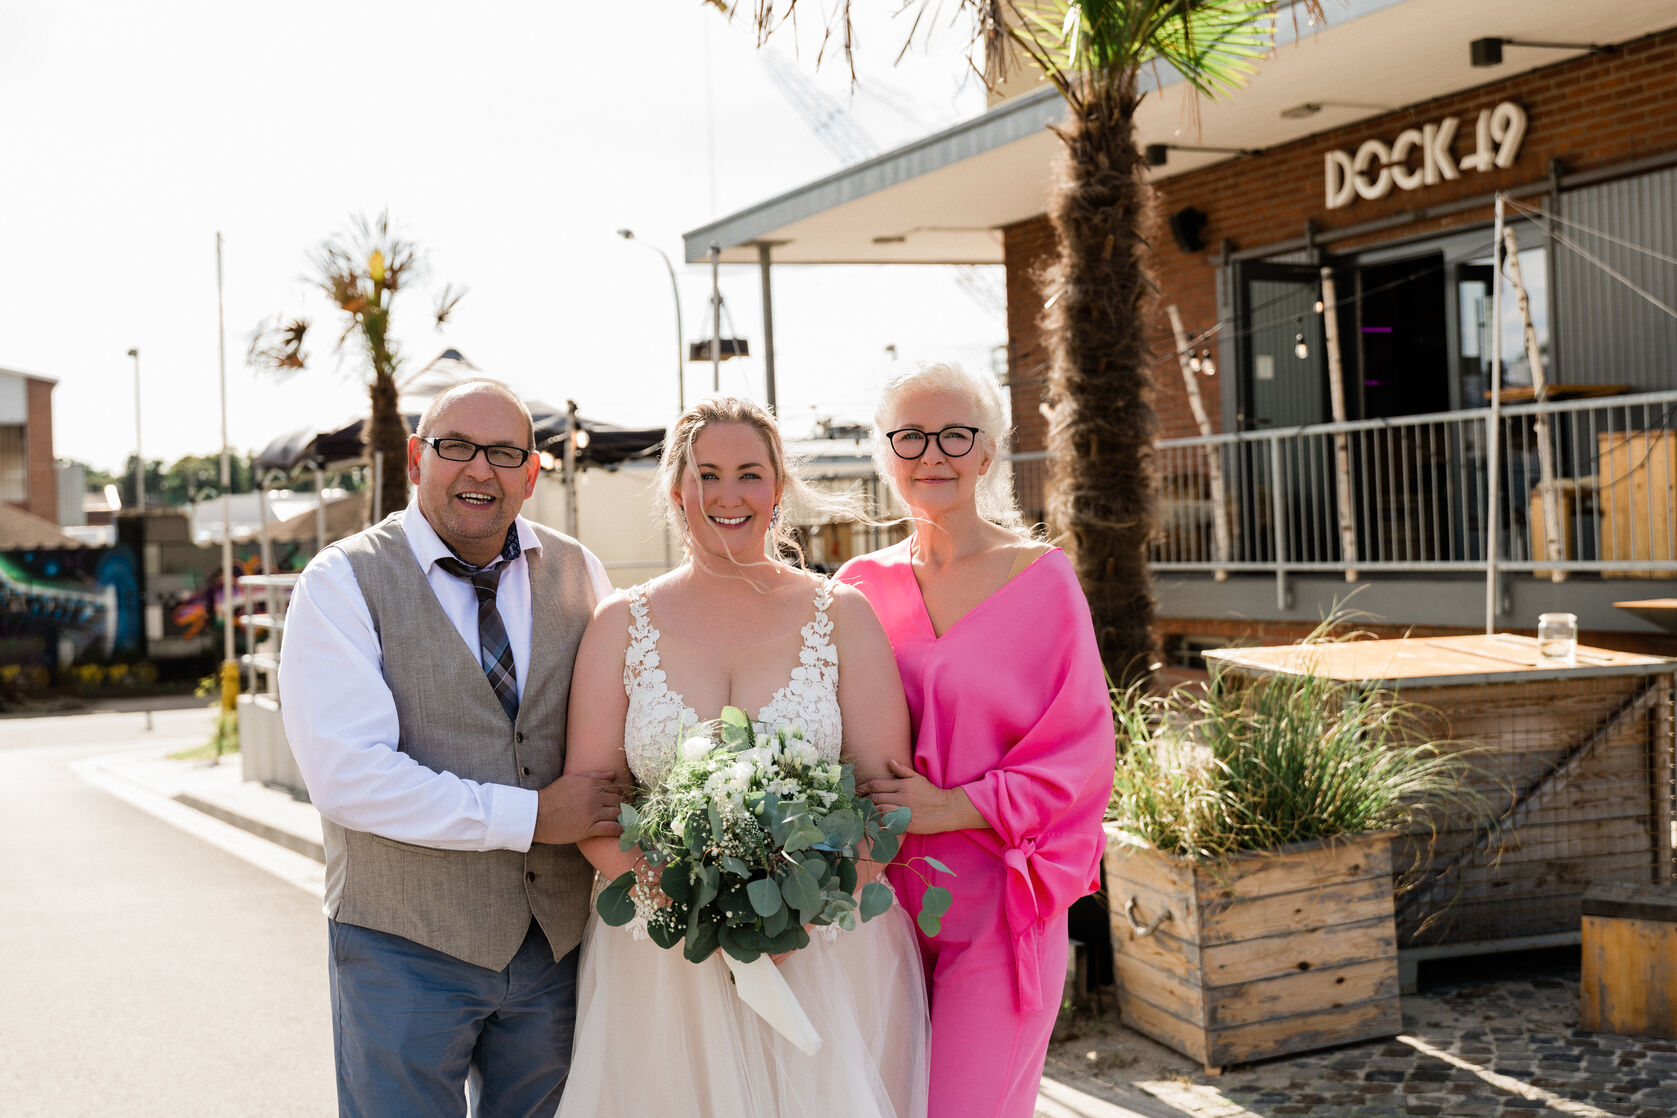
[{"xmin": 1537, "ymin": 612, "xmax": 1578, "ymax": 664}]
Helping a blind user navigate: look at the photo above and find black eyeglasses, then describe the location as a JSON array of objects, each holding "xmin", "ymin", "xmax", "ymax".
[
  {"xmin": 422, "ymin": 437, "xmax": 531, "ymax": 469},
  {"xmin": 884, "ymin": 426, "xmax": 981, "ymax": 460}
]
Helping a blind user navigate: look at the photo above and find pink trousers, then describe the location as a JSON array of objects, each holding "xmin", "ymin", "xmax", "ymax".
[{"xmin": 921, "ymin": 909, "xmax": 1069, "ymax": 1118}]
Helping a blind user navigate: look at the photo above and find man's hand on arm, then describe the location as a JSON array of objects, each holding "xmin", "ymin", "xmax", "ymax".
[{"xmin": 532, "ymin": 771, "xmax": 629, "ymax": 846}]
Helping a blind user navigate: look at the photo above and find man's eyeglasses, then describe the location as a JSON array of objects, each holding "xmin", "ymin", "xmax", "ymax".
[
  {"xmin": 884, "ymin": 426, "xmax": 981, "ymax": 460},
  {"xmin": 422, "ymin": 437, "xmax": 531, "ymax": 469}
]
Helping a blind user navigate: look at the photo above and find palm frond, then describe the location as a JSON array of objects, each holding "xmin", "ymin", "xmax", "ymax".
[
  {"xmin": 433, "ymin": 283, "xmax": 467, "ymax": 330},
  {"xmin": 246, "ymin": 315, "xmax": 311, "ymax": 376}
]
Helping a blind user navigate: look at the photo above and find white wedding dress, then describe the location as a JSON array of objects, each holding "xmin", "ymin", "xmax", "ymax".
[{"xmin": 555, "ymin": 580, "xmax": 931, "ymax": 1118}]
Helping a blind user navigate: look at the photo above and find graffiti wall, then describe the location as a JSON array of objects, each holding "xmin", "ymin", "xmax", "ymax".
[{"xmin": 0, "ymin": 549, "xmax": 118, "ymax": 666}]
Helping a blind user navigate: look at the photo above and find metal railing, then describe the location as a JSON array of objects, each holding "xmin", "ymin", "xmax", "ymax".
[{"xmin": 1005, "ymin": 389, "xmax": 1677, "ymax": 597}]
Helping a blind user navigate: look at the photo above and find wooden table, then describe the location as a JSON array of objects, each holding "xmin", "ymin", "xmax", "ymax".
[
  {"xmin": 1205, "ymin": 634, "xmax": 1676, "ymax": 990},
  {"xmin": 1614, "ymin": 599, "xmax": 1677, "ymax": 634},
  {"xmin": 1484, "ymin": 384, "xmax": 1632, "ymax": 403}
]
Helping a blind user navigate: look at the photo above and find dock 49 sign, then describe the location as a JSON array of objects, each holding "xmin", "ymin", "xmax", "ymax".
[{"xmin": 1324, "ymin": 101, "xmax": 1527, "ymax": 209}]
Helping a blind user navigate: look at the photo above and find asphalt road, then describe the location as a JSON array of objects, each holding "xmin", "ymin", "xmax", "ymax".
[{"xmin": 0, "ymin": 707, "xmax": 336, "ymax": 1117}]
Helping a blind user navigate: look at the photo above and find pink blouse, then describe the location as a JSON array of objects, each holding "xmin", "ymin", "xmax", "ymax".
[{"xmin": 840, "ymin": 541, "xmax": 1115, "ymax": 1012}]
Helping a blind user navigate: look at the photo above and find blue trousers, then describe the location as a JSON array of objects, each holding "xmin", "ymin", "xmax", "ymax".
[{"xmin": 328, "ymin": 918, "xmax": 577, "ymax": 1118}]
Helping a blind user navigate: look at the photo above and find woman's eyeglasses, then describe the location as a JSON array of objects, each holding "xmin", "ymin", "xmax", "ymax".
[{"xmin": 884, "ymin": 426, "xmax": 980, "ymax": 460}]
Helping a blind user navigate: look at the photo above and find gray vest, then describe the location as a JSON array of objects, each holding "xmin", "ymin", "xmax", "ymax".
[{"xmin": 321, "ymin": 513, "xmax": 597, "ymax": 971}]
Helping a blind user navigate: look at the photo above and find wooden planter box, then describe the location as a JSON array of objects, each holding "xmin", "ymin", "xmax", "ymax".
[{"xmin": 1104, "ymin": 824, "xmax": 1402, "ymax": 1074}]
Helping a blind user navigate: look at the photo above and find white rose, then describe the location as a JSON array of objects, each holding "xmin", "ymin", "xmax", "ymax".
[{"xmin": 680, "ymin": 736, "xmax": 714, "ymax": 763}]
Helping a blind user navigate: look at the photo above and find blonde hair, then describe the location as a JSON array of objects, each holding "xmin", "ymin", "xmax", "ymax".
[
  {"xmin": 872, "ymin": 362, "xmax": 1029, "ymax": 534},
  {"xmin": 655, "ymin": 395, "xmax": 860, "ymax": 566}
]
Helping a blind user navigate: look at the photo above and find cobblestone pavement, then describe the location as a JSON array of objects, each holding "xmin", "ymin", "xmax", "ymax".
[{"xmin": 1043, "ymin": 949, "xmax": 1677, "ymax": 1118}]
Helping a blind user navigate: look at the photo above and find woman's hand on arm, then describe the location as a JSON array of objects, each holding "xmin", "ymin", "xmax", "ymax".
[
  {"xmin": 863, "ymin": 759, "xmax": 990, "ymax": 835},
  {"xmin": 558, "ymin": 595, "xmax": 641, "ymax": 880}
]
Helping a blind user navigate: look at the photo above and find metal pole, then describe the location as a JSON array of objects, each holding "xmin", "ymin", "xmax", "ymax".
[
  {"xmin": 216, "ymin": 233, "xmax": 235, "ymax": 665},
  {"xmin": 615, "ymin": 230, "xmax": 686, "ymax": 416},
  {"xmin": 757, "ymin": 242, "xmax": 776, "ymax": 414},
  {"xmin": 1485, "ymin": 193, "xmax": 1506, "ymax": 634},
  {"xmin": 709, "ymin": 241, "xmax": 722, "ymax": 393},
  {"xmin": 127, "ymin": 348, "xmax": 144, "ymax": 512},
  {"xmin": 563, "ymin": 399, "xmax": 580, "ymax": 538},
  {"xmin": 313, "ymin": 462, "xmax": 328, "ymax": 556}
]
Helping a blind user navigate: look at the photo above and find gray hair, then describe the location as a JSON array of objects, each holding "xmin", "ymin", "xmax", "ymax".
[{"xmin": 872, "ymin": 362, "xmax": 1028, "ymax": 534}]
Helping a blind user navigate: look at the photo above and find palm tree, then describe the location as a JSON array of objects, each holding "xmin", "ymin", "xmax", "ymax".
[
  {"xmin": 249, "ymin": 212, "xmax": 465, "ymax": 520},
  {"xmin": 721, "ymin": 1, "xmax": 1315, "ymax": 688}
]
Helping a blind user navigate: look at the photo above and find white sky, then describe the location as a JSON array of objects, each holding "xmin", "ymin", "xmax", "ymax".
[{"xmin": 0, "ymin": 1, "xmax": 1003, "ymax": 474}]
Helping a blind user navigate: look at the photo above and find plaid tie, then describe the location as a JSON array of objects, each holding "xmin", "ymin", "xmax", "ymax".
[{"xmin": 435, "ymin": 555, "xmax": 520, "ymax": 722}]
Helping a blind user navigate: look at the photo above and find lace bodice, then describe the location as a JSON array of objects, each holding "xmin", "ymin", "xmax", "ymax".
[{"xmin": 622, "ymin": 579, "xmax": 842, "ymax": 787}]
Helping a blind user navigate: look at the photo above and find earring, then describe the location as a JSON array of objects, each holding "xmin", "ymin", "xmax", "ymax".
[{"xmin": 770, "ymin": 505, "xmax": 780, "ymax": 526}]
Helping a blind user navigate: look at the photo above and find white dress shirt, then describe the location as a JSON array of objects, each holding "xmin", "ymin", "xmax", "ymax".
[{"xmin": 278, "ymin": 504, "xmax": 614, "ymax": 853}]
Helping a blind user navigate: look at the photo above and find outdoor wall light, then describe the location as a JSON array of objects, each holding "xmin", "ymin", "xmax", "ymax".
[
  {"xmin": 688, "ymin": 338, "xmax": 750, "ymax": 362},
  {"xmin": 1144, "ymin": 143, "xmax": 1256, "ymax": 167},
  {"xmin": 1470, "ymin": 36, "xmax": 1616, "ymax": 68}
]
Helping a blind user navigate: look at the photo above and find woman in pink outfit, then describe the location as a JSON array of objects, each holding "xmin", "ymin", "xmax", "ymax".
[{"xmin": 839, "ymin": 363, "xmax": 1115, "ymax": 1118}]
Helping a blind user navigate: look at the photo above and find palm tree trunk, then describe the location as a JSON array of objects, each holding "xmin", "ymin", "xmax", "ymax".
[
  {"xmin": 1042, "ymin": 78, "xmax": 1160, "ymax": 690},
  {"xmin": 368, "ymin": 370, "xmax": 408, "ymax": 519}
]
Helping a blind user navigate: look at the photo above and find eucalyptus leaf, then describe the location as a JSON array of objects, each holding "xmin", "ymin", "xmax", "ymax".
[
  {"xmin": 660, "ymin": 864, "xmax": 692, "ymax": 902},
  {"xmin": 647, "ymin": 920, "xmax": 683, "ymax": 950},
  {"xmin": 762, "ymin": 904, "xmax": 790, "ymax": 937},
  {"xmin": 916, "ymin": 909, "xmax": 944, "ymax": 938},
  {"xmin": 922, "ymin": 855, "xmax": 955, "ymax": 876},
  {"xmin": 719, "ymin": 706, "xmax": 750, "ymax": 730},
  {"xmin": 683, "ymin": 918, "xmax": 721, "ymax": 963},
  {"xmin": 920, "ymin": 885, "xmax": 953, "ymax": 918},
  {"xmin": 882, "ymin": 806, "xmax": 911, "ymax": 833},
  {"xmin": 820, "ymin": 808, "xmax": 863, "ymax": 849},
  {"xmin": 595, "ymin": 874, "xmax": 638, "ymax": 926},
  {"xmin": 860, "ymin": 880, "xmax": 894, "ymax": 921},
  {"xmin": 838, "ymin": 858, "xmax": 858, "ymax": 895},
  {"xmin": 869, "ymin": 830, "xmax": 900, "ymax": 865},
  {"xmin": 718, "ymin": 925, "xmax": 760, "ymax": 963},
  {"xmin": 780, "ymin": 866, "xmax": 822, "ymax": 915},
  {"xmin": 695, "ymin": 863, "xmax": 720, "ymax": 908},
  {"xmin": 746, "ymin": 877, "xmax": 784, "ymax": 918},
  {"xmin": 720, "ymin": 855, "xmax": 751, "ymax": 878}
]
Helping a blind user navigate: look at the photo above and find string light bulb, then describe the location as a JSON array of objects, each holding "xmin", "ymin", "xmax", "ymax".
[
  {"xmin": 1188, "ymin": 352, "xmax": 1203, "ymax": 373},
  {"xmin": 1294, "ymin": 332, "xmax": 1310, "ymax": 360},
  {"xmin": 1314, "ymin": 299, "xmax": 1325, "ymax": 314},
  {"xmin": 1200, "ymin": 350, "xmax": 1217, "ymax": 376}
]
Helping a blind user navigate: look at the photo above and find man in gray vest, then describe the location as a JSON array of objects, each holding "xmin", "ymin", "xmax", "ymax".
[{"xmin": 279, "ymin": 378, "xmax": 626, "ymax": 1117}]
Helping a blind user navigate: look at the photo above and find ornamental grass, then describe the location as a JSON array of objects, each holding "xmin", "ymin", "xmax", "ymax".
[{"xmin": 1110, "ymin": 630, "xmax": 1500, "ymax": 871}]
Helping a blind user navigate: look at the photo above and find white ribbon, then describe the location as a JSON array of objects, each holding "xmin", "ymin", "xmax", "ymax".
[{"xmin": 722, "ymin": 953, "xmax": 823, "ymax": 1056}]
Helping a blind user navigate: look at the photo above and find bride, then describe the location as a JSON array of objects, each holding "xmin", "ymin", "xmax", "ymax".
[{"xmin": 556, "ymin": 396, "xmax": 930, "ymax": 1117}]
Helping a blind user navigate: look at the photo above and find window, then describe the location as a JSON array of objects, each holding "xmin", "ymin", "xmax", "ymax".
[{"xmin": 0, "ymin": 425, "xmax": 28, "ymax": 502}]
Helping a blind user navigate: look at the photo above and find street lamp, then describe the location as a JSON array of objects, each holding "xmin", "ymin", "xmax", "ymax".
[
  {"xmin": 616, "ymin": 229, "xmax": 685, "ymax": 415},
  {"xmin": 126, "ymin": 347, "xmax": 144, "ymax": 512}
]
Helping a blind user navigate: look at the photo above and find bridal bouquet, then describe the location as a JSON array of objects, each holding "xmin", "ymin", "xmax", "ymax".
[{"xmin": 595, "ymin": 707, "xmax": 952, "ymax": 965}]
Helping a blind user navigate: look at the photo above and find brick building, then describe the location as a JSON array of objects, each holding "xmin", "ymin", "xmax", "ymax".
[
  {"xmin": 687, "ymin": 0, "xmax": 1677, "ymax": 652},
  {"xmin": 0, "ymin": 366, "xmax": 59, "ymax": 526}
]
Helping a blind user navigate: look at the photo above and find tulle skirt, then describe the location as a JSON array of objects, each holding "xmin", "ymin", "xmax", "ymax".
[{"xmin": 556, "ymin": 901, "xmax": 930, "ymax": 1118}]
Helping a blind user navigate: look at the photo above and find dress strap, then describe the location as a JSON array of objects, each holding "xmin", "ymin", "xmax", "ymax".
[
  {"xmin": 800, "ymin": 578, "xmax": 838, "ymax": 672},
  {"xmin": 623, "ymin": 584, "xmax": 660, "ymax": 686}
]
